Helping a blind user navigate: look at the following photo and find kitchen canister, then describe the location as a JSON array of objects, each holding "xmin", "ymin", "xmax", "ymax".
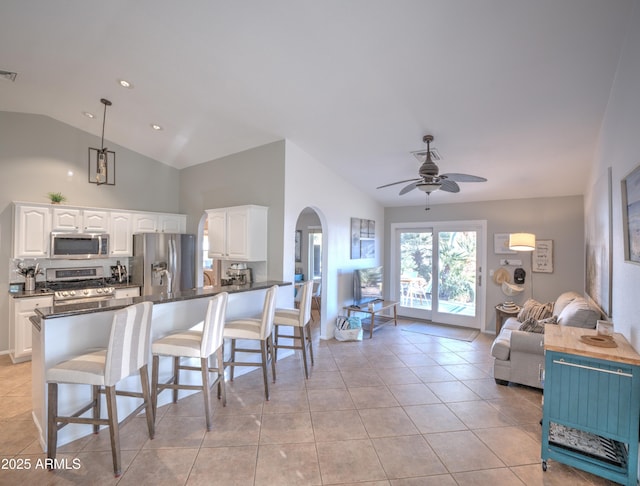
[{"xmin": 25, "ymin": 276, "xmax": 35, "ymax": 291}]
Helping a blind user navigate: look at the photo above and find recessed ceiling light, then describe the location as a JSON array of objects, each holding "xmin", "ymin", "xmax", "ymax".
[
  {"xmin": 151, "ymin": 124, "xmax": 163, "ymax": 131},
  {"xmin": 118, "ymin": 79, "xmax": 133, "ymax": 89},
  {"xmin": 83, "ymin": 111, "xmax": 95, "ymax": 119}
]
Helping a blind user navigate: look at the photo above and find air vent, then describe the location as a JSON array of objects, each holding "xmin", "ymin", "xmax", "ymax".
[
  {"xmin": 0, "ymin": 70, "xmax": 17, "ymax": 82},
  {"xmin": 411, "ymin": 148, "xmax": 441, "ymax": 162}
]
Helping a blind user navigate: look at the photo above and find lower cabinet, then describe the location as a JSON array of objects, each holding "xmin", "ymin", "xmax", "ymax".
[
  {"xmin": 10, "ymin": 295, "xmax": 53, "ymax": 363},
  {"xmin": 542, "ymin": 327, "xmax": 640, "ymax": 486}
]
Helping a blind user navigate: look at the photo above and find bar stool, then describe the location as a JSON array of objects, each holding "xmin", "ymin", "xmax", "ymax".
[
  {"xmin": 273, "ymin": 279, "xmax": 314, "ymax": 378},
  {"xmin": 224, "ymin": 285, "xmax": 278, "ymax": 400},
  {"xmin": 150, "ymin": 292, "xmax": 228, "ymax": 431},
  {"xmin": 46, "ymin": 302, "xmax": 154, "ymax": 477}
]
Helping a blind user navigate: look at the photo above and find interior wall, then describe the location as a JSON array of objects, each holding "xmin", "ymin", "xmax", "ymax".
[
  {"xmin": 284, "ymin": 141, "xmax": 385, "ymax": 339},
  {"xmin": 0, "ymin": 111, "xmax": 180, "ymax": 354},
  {"xmin": 178, "ymin": 141, "xmax": 286, "ymax": 281},
  {"xmin": 385, "ymin": 195, "xmax": 584, "ymax": 332},
  {"xmin": 590, "ymin": 0, "xmax": 640, "ymax": 349}
]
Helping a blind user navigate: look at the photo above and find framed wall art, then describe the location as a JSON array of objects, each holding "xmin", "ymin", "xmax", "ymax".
[
  {"xmin": 532, "ymin": 239, "xmax": 553, "ymax": 273},
  {"xmin": 351, "ymin": 217, "xmax": 375, "ymax": 259},
  {"xmin": 621, "ymin": 163, "xmax": 640, "ymax": 264},
  {"xmin": 494, "ymin": 233, "xmax": 516, "ymax": 254},
  {"xmin": 585, "ymin": 167, "xmax": 612, "ymax": 316},
  {"xmin": 295, "ymin": 230, "xmax": 302, "ymax": 262}
]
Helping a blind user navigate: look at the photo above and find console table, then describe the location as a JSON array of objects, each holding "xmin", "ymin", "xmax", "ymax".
[
  {"xmin": 541, "ymin": 325, "xmax": 640, "ymax": 485},
  {"xmin": 343, "ymin": 300, "xmax": 398, "ymax": 339}
]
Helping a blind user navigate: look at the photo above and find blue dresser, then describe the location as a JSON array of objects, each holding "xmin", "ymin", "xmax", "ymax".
[{"xmin": 542, "ymin": 325, "xmax": 640, "ymax": 485}]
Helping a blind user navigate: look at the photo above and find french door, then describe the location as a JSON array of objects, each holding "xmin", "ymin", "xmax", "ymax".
[{"xmin": 391, "ymin": 221, "xmax": 486, "ymax": 329}]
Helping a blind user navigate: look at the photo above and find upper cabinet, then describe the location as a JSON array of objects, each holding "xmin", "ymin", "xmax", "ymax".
[
  {"xmin": 51, "ymin": 208, "xmax": 108, "ymax": 233},
  {"xmin": 206, "ymin": 205, "xmax": 268, "ymax": 261},
  {"xmin": 13, "ymin": 204, "xmax": 51, "ymax": 258},
  {"xmin": 12, "ymin": 202, "xmax": 186, "ymax": 259},
  {"xmin": 109, "ymin": 212, "xmax": 133, "ymax": 257},
  {"xmin": 132, "ymin": 212, "xmax": 186, "ymax": 234}
]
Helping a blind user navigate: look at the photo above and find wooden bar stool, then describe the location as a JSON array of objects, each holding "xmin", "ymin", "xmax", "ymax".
[
  {"xmin": 151, "ymin": 292, "xmax": 228, "ymax": 431},
  {"xmin": 224, "ymin": 285, "xmax": 278, "ymax": 400},
  {"xmin": 46, "ymin": 302, "xmax": 154, "ymax": 477},
  {"xmin": 273, "ymin": 279, "xmax": 314, "ymax": 378}
]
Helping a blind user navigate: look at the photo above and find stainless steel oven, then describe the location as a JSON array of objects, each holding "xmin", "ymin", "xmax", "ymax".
[
  {"xmin": 51, "ymin": 233, "xmax": 109, "ymax": 259},
  {"xmin": 45, "ymin": 267, "xmax": 115, "ymax": 306}
]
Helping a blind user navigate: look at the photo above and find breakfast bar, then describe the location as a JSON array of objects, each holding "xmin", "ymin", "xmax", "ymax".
[{"xmin": 30, "ymin": 281, "xmax": 291, "ymax": 451}]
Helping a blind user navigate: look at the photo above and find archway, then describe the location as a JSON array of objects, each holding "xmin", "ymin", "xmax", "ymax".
[{"xmin": 295, "ymin": 208, "xmax": 324, "ymax": 325}]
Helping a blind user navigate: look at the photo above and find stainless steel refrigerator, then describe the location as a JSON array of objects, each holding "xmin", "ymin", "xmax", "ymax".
[{"xmin": 130, "ymin": 233, "xmax": 196, "ymax": 295}]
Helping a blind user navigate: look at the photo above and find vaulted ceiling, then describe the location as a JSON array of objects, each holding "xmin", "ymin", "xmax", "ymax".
[{"xmin": 0, "ymin": 0, "xmax": 634, "ymax": 207}]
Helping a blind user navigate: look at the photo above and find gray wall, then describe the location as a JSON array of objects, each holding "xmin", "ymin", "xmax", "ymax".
[
  {"xmin": 0, "ymin": 111, "xmax": 181, "ymax": 353},
  {"xmin": 178, "ymin": 141, "xmax": 286, "ymax": 280},
  {"xmin": 590, "ymin": 0, "xmax": 640, "ymax": 349},
  {"xmin": 385, "ymin": 195, "xmax": 584, "ymax": 332}
]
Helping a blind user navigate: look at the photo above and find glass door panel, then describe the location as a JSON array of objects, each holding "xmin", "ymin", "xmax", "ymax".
[{"xmin": 398, "ymin": 230, "xmax": 433, "ymax": 320}]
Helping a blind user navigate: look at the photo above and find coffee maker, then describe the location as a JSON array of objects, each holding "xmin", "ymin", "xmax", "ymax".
[{"xmin": 226, "ymin": 263, "xmax": 253, "ymax": 285}]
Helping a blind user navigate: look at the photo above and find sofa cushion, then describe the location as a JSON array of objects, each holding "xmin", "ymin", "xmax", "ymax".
[
  {"xmin": 518, "ymin": 315, "xmax": 557, "ymax": 333},
  {"xmin": 517, "ymin": 299, "xmax": 554, "ymax": 322},
  {"xmin": 557, "ymin": 298, "xmax": 600, "ymax": 328},
  {"xmin": 553, "ymin": 291, "xmax": 582, "ymax": 316}
]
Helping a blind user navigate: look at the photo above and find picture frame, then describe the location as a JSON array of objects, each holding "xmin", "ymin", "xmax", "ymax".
[
  {"xmin": 295, "ymin": 230, "xmax": 302, "ymax": 262},
  {"xmin": 621, "ymin": 163, "xmax": 640, "ymax": 264},
  {"xmin": 351, "ymin": 217, "xmax": 375, "ymax": 259},
  {"xmin": 585, "ymin": 167, "xmax": 612, "ymax": 317},
  {"xmin": 532, "ymin": 239, "xmax": 553, "ymax": 273},
  {"xmin": 494, "ymin": 233, "xmax": 516, "ymax": 254}
]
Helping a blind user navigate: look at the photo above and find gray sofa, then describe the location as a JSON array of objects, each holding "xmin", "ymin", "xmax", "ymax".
[{"xmin": 491, "ymin": 291, "xmax": 601, "ymax": 389}]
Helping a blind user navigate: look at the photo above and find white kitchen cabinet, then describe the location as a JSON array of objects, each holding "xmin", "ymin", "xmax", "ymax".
[
  {"xmin": 13, "ymin": 204, "xmax": 51, "ymax": 258},
  {"xmin": 52, "ymin": 208, "xmax": 108, "ymax": 233},
  {"xmin": 133, "ymin": 212, "xmax": 186, "ymax": 234},
  {"xmin": 114, "ymin": 287, "xmax": 140, "ymax": 299},
  {"xmin": 206, "ymin": 205, "xmax": 268, "ymax": 261},
  {"xmin": 109, "ymin": 212, "xmax": 133, "ymax": 257},
  {"xmin": 10, "ymin": 295, "xmax": 52, "ymax": 363}
]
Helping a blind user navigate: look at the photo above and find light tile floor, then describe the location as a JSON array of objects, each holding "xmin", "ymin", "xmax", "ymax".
[{"xmin": 0, "ymin": 319, "xmax": 618, "ymax": 485}]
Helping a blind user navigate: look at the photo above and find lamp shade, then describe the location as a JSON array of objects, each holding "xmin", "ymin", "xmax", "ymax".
[{"xmin": 509, "ymin": 233, "xmax": 536, "ymax": 251}]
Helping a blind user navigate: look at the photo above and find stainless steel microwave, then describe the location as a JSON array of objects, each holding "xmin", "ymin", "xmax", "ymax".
[{"xmin": 50, "ymin": 233, "xmax": 109, "ymax": 259}]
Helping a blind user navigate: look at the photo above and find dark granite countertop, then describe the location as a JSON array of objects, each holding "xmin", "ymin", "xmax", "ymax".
[{"xmin": 34, "ymin": 280, "xmax": 291, "ymax": 320}]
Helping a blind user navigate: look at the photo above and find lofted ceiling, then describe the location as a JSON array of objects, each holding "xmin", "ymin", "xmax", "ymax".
[{"xmin": 0, "ymin": 0, "xmax": 635, "ymax": 207}]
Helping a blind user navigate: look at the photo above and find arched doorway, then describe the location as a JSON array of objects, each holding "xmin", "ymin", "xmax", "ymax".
[{"xmin": 295, "ymin": 208, "xmax": 323, "ymax": 324}]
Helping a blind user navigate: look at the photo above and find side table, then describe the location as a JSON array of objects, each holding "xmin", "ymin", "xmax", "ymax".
[
  {"xmin": 494, "ymin": 304, "xmax": 520, "ymax": 335},
  {"xmin": 343, "ymin": 300, "xmax": 398, "ymax": 339}
]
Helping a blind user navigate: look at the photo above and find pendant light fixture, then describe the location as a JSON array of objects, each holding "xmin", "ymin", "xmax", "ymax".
[
  {"xmin": 88, "ymin": 98, "xmax": 115, "ymax": 185},
  {"xmin": 508, "ymin": 233, "xmax": 536, "ymax": 251}
]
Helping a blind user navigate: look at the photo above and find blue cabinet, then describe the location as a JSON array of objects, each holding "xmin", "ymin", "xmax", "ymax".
[{"xmin": 542, "ymin": 326, "xmax": 640, "ymax": 485}]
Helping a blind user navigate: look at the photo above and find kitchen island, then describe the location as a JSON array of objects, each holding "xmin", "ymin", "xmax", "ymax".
[{"xmin": 31, "ymin": 280, "xmax": 292, "ymax": 451}]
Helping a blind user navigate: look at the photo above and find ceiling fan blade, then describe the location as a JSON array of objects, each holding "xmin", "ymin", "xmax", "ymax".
[
  {"xmin": 399, "ymin": 181, "xmax": 419, "ymax": 195},
  {"xmin": 440, "ymin": 180, "xmax": 460, "ymax": 193},
  {"xmin": 376, "ymin": 178, "xmax": 420, "ymax": 189},
  {"xmin": 440, "ymin": 173, "xmax": 487, "ymax": 183}
]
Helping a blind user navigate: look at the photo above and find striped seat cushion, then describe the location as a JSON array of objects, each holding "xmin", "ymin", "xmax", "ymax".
[
  {"xmin": 46, "ymin": 349, "xmax": 107, "ymax": 386},
  {"xmin": 517, "ymin": 299, "xmax": 553, "ymax": 322},
  {"xmin": 274, "ymin": 308, "xmax": 301, "ymax": 327},
  {"xmin": 152, "ymin": 330, "xmax": 204, "ymax": 358},
  {"xmin": 224, "ymin": 318, "xmax": 262, "ymax": 340}
]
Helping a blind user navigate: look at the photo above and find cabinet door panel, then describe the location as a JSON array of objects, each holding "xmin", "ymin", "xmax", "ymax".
[
  {"xmin": 110, "ymin": 212, "xmax": 133, "ymax": 256},
  {"xmin": 207, "ymin": 211, "xmax": 227, "ymax": 258},
  {"xmin": 52, "ymin": 208, "xmax": 81, "ymax": 231},
  {"xmin": 226, "ymin": 209, "xmax": 249, "ymax": 259},
  {"xmin": 14, "ymin": 205, "xmax": 50, "ymax": 257},
  {"xmin": 83, "ymin": 210, "xmax": 109, "ymax": 232}
]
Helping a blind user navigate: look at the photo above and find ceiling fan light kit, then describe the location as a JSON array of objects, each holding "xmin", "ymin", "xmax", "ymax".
[{"xmin": 376, "ymin": 134, "xmax": 487, "ymax": 209}]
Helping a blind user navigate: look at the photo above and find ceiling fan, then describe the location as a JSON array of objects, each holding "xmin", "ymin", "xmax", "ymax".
[{"xmin": 377, "ymin": 135, "xmax": 487, "ymax": 208}]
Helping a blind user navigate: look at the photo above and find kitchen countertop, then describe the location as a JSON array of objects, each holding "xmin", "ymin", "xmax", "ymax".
[{"xmin": 34, "ymin": 280, "xmax": 291, "ymax": 320}]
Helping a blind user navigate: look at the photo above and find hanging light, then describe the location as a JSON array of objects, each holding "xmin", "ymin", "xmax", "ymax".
[
  {"xmin": 509, "ymin": 233, "xmax": 536, "ymax": 251},
  {"xmin": 88, "ymin": 98, "xmax": 115, "ymax": 185}
]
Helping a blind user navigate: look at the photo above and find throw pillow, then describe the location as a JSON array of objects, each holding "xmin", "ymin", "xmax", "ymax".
[
  {"xmin": 517, "ymin": 299, "xmax": 554, "ymax": 322},
  {"xmin": 519, "ymin": 317, "xmax": 545, "ymax": 333}
]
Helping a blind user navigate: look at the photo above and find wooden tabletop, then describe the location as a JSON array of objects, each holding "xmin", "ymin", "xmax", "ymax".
[{"xmin": 544, "ymin": 324, "xmax": 640, "ymax": 366}]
